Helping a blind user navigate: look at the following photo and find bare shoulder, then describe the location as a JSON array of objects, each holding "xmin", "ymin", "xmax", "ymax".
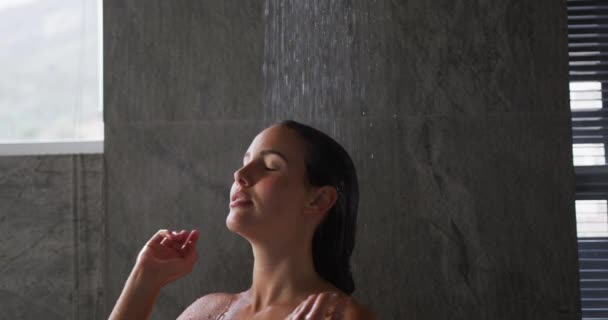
[
  {"xmin": 176, "ymin": 292, "xmax": 236, "ymax": 320},
  {"xmin": 343, "ymin": 297, "xmax": 378, "ymax": 320}
]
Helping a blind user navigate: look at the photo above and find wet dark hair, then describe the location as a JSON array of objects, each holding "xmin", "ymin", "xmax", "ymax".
[{"xmin": 275, "ymin": 120, "xmax": 359, "ymax": 295}]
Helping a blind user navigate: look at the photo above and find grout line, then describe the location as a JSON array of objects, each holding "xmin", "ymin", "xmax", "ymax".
[{"xmin": 72, "ymin": 154, "xmax": 81, "ymax": 319}]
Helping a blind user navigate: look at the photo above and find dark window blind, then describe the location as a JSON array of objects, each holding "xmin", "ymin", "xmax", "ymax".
[{"xmin": 569, "ymin": 1, "xmax": 608, "ymax": 319}]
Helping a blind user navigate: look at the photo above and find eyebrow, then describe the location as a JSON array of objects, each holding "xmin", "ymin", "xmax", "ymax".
[{"xmin": 243, "ymin": 149, "xmax": 289, "ymax": 164}]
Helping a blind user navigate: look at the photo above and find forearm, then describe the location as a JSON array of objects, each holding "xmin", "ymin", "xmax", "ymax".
[{"xmin": 109, "ymin": 264, "xmax": 163, "ymax": 320}]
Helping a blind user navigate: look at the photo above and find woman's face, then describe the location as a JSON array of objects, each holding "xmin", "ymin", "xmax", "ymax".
[{"xmin": 227, "ymin": 125, "xmax": 315, "ymax": 242}]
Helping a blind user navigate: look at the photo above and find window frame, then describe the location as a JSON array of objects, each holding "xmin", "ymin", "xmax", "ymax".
[{"xmin": 0, "ymin": 140, "xmax": 103, "ymax": 156}]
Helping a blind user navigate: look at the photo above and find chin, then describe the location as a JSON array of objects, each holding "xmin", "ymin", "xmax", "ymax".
[
  {"xmin": 225, "ymin": 210, "xmax": 238, "ymax": 231},
  {"xmin": 226, "ymin": 208, "xmax": 254, "ymax": 234},
  {"xmin": 226, "ymin": 208, "xmax": 269, "ymax": 244},
  {"xmin": 225, "ymin": 212, "xmax": 238, "ymax": 232}
]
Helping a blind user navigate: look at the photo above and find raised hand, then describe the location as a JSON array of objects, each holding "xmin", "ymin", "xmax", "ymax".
[
  {"xmin": 287, "ymin": 292, "xmax": 350, "ymax": 320},
  {"xmin": 109, "ymin": 229, "xmax": 200, "ymax": 320},
  {"xmin": 135, "ymin": 229, "xmax": 200, "ymax": 288}
]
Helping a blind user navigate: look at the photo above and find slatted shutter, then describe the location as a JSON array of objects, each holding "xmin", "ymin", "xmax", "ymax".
[{"xmin": 569, "ymin": 1, "xmax": 608, "ymax": 319}]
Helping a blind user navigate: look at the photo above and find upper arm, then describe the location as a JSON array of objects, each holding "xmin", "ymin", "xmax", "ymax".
[{"xmin": 176, "ymin": 293, "xmax": 233, "ymax": 320}]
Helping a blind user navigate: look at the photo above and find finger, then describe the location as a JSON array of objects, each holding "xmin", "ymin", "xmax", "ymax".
[
  {"xmin": 180, "ymin": 230, "xmax": 199, "ymax": 251},
  {"xmin": 157, "ymin": 233, "xmax": 183, "ymax": 251},
  {"xmin": 147, "ymin": 229, "xmax": 173, "ymax": 246},
  {"xmin": 289, "ymin": 294, "xmax": 311, "ymax": 315},
  {"xmin": 180, "ymin": 237, "xmax": 198, "ymax": 261},
  {"xmin": 307, "ymin": 292, "xmax": 335, "ymax": 319},
  {"xmin": 160, "ymin": 229, "xmax": 192, "ymax": 250},
  {"xmin": 292, "ymin": 294, "xmax": 317, "ymax": 319},
  {"xmin": 180, "ymin": 231, "xmax": 200, "ymax": 258},
  {"xmin": 167, "ymin": 238, "xmax": 183, "ymax": 251},
  {"xmin": 180, "ymin": 230, "xmax": 195, "ymax": 250},
  {"xmin": 172, "ymin": 229, "xmax": 188, "ymax": 240}
]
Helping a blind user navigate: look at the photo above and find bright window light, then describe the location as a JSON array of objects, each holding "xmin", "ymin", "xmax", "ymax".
[
  {"xmin": 0, "ymin": 0, "xmax": 103, "ymax": 154},
  {"xmin": 573, "ymin": 143, "xmax": 606, "ymax": 166},
  {"xmin": 570, "ymin": 81, "xmax": 603, "ymax": 110},
  {"xmin": 576, "ymin": 200, "xmax": 608, "ymax": 238}
]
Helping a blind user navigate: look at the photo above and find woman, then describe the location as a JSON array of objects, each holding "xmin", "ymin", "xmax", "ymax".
[{"xmin": 109, "ymin": 120, "xmax": 377, "ymax": 320}]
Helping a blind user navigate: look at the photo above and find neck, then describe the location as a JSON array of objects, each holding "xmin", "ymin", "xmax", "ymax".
[{"xmin": 244, "ymin": 240, "xmax": 329, "ymax": 312}]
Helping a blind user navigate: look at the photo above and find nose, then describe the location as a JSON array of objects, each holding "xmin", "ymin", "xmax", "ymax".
[{"xmin": 233, "ymin": 165, "xmax": 250, "ymax": 187}]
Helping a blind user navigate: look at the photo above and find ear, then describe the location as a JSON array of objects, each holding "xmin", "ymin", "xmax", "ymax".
[{"xmin": 306, "ymin": 185, "xmax": 338, "ymax": 215}]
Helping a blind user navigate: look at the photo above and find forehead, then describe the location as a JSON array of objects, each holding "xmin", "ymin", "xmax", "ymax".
[{"xmin": 245, "ymin": 125, "xmax": 307, "ymax": 161}]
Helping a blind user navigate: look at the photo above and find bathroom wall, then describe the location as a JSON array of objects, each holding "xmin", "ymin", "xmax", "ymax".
[
  {"xmin": 0, "ymin": 0, "xmax": 578, "ymax": 319},
  {"xmin": 104, "ymin": 1, "xmax": 578, "ymax": 319},
  {"xmin": 0, "ymin": 155, "xmax": 104, "ymax": 319}
]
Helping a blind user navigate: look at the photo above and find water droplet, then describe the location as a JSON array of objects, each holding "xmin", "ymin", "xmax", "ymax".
[
  {"xmin": 369, "ymin": 122, "xmax": 373, "ymax": 127},
  {"xmin": 361, "ymin": 111, "xmax": 366, "ymax": 116},
  {"xmin": 370, "ymin": 153, "xmax": 374, "ymax": 159},
  {"xmin": 393, "ymin": 113, "xmax": 397, "ymax": 119}
]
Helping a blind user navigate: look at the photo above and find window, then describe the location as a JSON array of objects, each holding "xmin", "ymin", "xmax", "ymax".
[
  {"xmin": 0, "ymin": 0, "xmax": 103, "ymax": 155},
  {"xmin": 569, "ymin": 1, "xmax": 608, "ymax": 318}
]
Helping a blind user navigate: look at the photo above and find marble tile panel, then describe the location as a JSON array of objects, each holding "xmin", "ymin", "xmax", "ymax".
[
  {"xmin": 341, "ymin": 113, "xmax": 578, "ymax": 319},
  {"xmin": 0, "ymin": 155, "xmax": 104, "ymax": 320},
  {"xmin": 104, "ymin": 1, "xmax": 265, "ymax": 123}
]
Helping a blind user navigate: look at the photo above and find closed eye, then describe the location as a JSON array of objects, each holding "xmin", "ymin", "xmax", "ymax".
[{"xmin": 241, "ymin": 160, "xmax": 276, "ymax": 171}]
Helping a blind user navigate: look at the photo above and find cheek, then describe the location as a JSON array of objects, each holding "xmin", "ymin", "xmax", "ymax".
[{"xmin": 257, "ymin": 177, "xmax": 302, "ymax": 212}]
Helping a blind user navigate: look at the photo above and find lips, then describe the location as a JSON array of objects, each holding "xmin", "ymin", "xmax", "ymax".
[
  {"xmin": 230, "ymin": 199, "xmax": 253, "ymax": 208},
  {"xmin": 230, "ymin": 189, "xmax": 253, "ymax": 209},
  {"xmin": 231, "ymin": 190, "xmax": 251, "ymax": 202}
]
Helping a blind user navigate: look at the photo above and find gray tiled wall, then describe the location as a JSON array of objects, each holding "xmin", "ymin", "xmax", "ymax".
[
  {"xmin": 103, "ymin": 1, "xmax": 578, "ymax": 319},
  {"xmin": 0, "ymin": 155, "xmax": 104, "ymax": 319},
  {"xmin": 0, "ymin": 0, "xmax": 578, "ymax": 319}
]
